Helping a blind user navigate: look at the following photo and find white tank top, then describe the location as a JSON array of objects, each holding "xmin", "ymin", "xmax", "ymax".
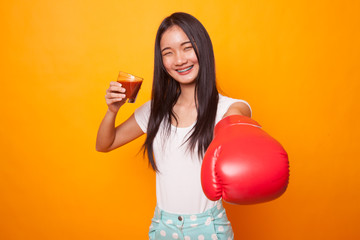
[{"xmin": 134, "ymin": 94, "xmax": 251, "ymax": 214}]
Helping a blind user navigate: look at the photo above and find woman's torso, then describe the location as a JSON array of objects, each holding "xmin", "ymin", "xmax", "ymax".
[{"xmin": 134, "ymin": 94, "xmax": 252, "ymax": 214}]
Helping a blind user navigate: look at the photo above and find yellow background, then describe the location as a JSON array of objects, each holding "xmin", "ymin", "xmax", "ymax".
[{"xmin": 1, "ymin": 0, "xmax": 359, "ymax": 239}]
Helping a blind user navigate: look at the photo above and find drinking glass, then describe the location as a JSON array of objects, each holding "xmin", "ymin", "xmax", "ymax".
[{"xmin": 117, "ymin": 71, "xmax": 143, "ymax": 103}]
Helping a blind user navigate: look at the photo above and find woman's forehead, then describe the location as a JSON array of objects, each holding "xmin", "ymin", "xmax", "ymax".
[{"xmin": 160, "ymin": 26, "xmax": 190, "ymax": 48}]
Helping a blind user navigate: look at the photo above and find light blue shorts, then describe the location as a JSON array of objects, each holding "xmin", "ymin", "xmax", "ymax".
[{"xmin": 149, "ymin": 201, "xmax": 234, "ymax": 240}]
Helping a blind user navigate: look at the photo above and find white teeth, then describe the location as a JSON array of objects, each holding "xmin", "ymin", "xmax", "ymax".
[{"xmin": 177, "ymin": 66, "xmax": 193, "ymax": 73}]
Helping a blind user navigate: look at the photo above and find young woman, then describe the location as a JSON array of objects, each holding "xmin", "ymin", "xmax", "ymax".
[{"xmin": 96, "ymin": 12, "xmax": 251, "ymax": 240}]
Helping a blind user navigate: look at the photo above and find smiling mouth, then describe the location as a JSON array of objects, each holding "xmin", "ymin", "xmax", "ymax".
[{"xmin": 176, "ymin": 65, "xmax": 193, "ymax": 73}]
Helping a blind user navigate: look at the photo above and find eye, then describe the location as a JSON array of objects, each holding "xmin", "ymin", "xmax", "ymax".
[
  {"xmin": 184, "ymin": 46, "xmax": 193, "ymax": 50},
  {"xmin": 162, "ymin": 51, "xmax": 172, "ymax": 56}
]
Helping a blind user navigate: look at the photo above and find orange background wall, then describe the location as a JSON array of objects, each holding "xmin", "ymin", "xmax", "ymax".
[{"xmin": 1, "ymin": 0, "xmax": 359, "ymax": 239}]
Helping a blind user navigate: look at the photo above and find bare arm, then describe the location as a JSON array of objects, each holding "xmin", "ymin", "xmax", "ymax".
[
  {"xmin": 223, "ymin": 101, "xmax": 252, "ymax": 119},
  {"xmin": 96, "ymin": 111, "xmax": 144, "ymax": 152},
  {"xmin": 96, "ymin": 81, "xmax": 144, "ymax": 152}
]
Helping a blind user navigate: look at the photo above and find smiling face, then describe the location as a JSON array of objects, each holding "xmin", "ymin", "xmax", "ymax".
[{"xmin": 160, "ymin": 25, "xmax": 199, "ymax": 86}]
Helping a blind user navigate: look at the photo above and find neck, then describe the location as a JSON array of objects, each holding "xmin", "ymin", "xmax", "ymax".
[{"xmin": 177, "ymin": 82, "xmax": 197, "ymax": 107}]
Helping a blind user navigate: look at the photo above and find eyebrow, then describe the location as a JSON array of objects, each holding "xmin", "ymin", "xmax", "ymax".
[{"xmin": 161, "ymin": 41, "xmax": 192, "ymax": 52}]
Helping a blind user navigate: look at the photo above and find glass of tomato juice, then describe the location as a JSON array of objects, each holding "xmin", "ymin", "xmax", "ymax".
[{"xmin": 117, "ymin": 71, "xmax": 143, "ymax": 103}]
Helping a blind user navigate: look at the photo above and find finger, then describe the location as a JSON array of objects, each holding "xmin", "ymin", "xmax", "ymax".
[
  {"xmin": 108, "ymin": 81, "xmax": 124, "ymax": 90},
  {"xmin": 105, "ymin": 93, "xmax": 113, "ymax": 100},
  {"xmin": 109, "ymin": 97, "xmax": 125, "ymax": 104},
  {"xmin": 106, "ymin": 95, "xmax": 120, "ymax": 103},
  {"xmin": 109, "ymin": 93, "xmax": 126, "ymax": 99},
  {"xmin": 109, "ymin": 85, "xmax": 126, "ymax": 93},
  {"xmin": 110, "ymin": 81, "xmax": 121, "ymax": 86},
  {"xmin": 105, "ymin": 92, "xmax": 119, "ymax": 100}
]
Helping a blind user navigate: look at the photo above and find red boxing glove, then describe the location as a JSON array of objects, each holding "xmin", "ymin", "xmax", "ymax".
[{"xmin": 201, "ymin": 115, "xmax": 289, "ymax": 204}]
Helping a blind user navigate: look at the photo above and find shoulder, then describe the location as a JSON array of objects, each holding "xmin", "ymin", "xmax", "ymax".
[
  {"xmin": 134, "ymin": 100, "xmax": 152, "ymax": 133},
  {"xmin": 135, "ymin": 100, "xmax": 151, "ymax": 114},
  {"xmin": 218, "ymin": 94, "xmax": 252, "ymax": 119}
]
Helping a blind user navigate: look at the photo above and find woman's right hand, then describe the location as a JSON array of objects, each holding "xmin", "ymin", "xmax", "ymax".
[{"xmin": 105, "ymin": 81, "xmax": 127, "ymax": 113}]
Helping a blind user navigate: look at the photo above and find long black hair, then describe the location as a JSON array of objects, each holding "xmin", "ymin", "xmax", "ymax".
[{"xmin": 144, "ymin": 12, "xmax": 219, "ymax": 172}]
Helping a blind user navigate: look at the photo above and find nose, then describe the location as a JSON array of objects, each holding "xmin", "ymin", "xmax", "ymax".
[{"xmin": 175, "ymin": 52, "xmax": 187, "ymax": 66}]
